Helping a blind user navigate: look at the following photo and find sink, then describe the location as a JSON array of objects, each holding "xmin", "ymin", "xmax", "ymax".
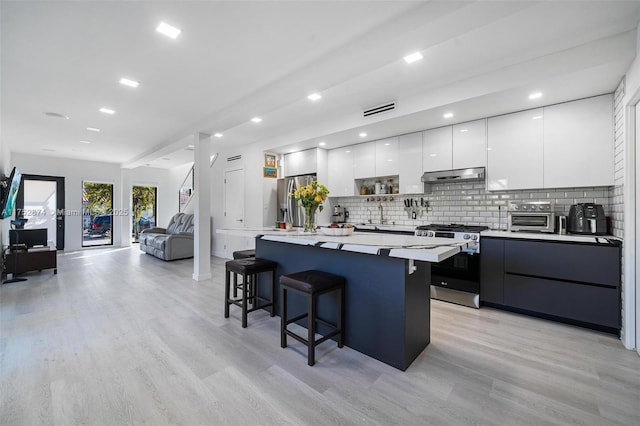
[{"xmin": 354, "ymin": 224, "xmax": 376, "ymax": 230}]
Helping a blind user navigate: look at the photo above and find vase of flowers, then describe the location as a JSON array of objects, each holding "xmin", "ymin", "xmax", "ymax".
[{"xmin": 292, "ymin": 180, "xmax": 329, "ymax": 233}]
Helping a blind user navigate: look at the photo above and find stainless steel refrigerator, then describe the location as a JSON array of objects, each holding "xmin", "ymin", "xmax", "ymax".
[{"xmin": 277, "ymin": 174, "xmax": 316, "ymax": 227}]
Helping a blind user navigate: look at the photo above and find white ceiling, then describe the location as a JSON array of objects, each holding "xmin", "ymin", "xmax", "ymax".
[{"xmin": 2, "ymin": 1, "xmax": 640, "ymax": 170}]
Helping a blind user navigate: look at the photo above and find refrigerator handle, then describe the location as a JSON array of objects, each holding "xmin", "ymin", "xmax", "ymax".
[{"xmin": 287, "ymin": 179, "xmax": 295, "ymax": 225}]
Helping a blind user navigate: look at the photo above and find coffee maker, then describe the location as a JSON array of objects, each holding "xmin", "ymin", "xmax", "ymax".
[
  {"xmin": 567, "ymin": 203, "xmax": 606, "ymax": 235},
  {"xmin": 332, "ymin": 205, "xmax": 346, "ymax": 223}
]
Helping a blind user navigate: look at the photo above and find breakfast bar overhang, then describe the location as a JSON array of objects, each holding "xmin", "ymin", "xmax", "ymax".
[{"xmin": 244, "ymin": 232, "xmax": 468, "ymax": 371}]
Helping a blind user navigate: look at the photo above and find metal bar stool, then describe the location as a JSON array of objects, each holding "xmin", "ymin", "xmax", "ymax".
[
  {"xmin": 225, "ymin": 258, "xmax": 277, "ymax": 328},
  {"xmin": 280, "ymin": 270, "xmax": 345, "ymax": 366}
]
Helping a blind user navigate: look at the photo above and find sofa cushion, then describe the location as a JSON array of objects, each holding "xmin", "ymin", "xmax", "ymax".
[{"xmin": 166, "ymin": 213, "xmax": 194, "ymax": 235}]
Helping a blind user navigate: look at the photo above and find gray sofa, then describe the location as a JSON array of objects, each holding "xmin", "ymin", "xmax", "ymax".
[{"xmin": 139, "ymin": 213, "xmax": 194, "ymax": 261}]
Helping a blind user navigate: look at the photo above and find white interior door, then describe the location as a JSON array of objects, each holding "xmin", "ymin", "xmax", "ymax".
[
  {"xmin": 23, "ymin": 180, "xmax": 57, "ymax": 248},
  {"xmin": 223, "ymin": 168, "xmax": 247, "ymax": 258},
  {"xmin": 224, "ymin": 168, "xmax": 244, "ymax": 227}
]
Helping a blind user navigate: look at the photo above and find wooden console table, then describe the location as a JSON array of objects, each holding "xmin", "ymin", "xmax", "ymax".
[{"xmin": 4, "ymin": 249, "xmax": 57, "ymax": 276}]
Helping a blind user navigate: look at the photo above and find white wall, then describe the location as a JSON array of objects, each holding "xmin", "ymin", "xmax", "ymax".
[
  {"xmin": 210, "ymin": 143, "xmax": 279, "ymax": 258},
  {"xmin": 620, "ymin": 37, "xmax": 640, "ymax": 350},
  {"xmin": 10, "ymin": 153, "xmax": 180, "ymax": 251},
  {"xmin": 11, "ymin": 153, "xmax": 123, "ymax": 251},
  {"xmin": 167, "ymin": 162, "xmax": 194, "ymax": 217},
  {"xmin": 132, "ymin": 165, "xmax": 183, "ymax": 229}
]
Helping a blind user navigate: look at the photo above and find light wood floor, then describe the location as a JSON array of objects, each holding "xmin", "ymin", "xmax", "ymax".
[{"xmin": 1, "ymin": 247, "xmax": 638, "ymax": 425}]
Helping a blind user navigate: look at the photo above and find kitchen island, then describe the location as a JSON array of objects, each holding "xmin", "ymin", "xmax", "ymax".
[{"xmin": 217, "ymin": 229, "xmax": 467, "ymax": 370}]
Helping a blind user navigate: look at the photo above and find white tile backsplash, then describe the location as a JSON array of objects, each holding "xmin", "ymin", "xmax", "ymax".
[
  {"xmin": 329, "ymin": 182, "xmax": 613, "ymax": 231},
  {"xmin": 613, "ymin": 79, "xmax": 625, "ymax": 342}
]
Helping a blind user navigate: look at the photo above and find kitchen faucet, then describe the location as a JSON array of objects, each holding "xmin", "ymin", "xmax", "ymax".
[{"xmin": 378, "ymin": 202, "xmax": 385, "ymax": 224}]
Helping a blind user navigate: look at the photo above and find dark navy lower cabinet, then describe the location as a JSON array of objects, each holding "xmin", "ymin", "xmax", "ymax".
[
  {"xmin": 480, "ymin": 237, "xmax": 621, "ymax": 334},
  {"xmin": 479, "ymin": 238, "xmax": 505, "ymax": 305}
]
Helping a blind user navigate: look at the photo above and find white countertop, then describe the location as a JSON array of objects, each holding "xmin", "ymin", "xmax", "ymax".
[
  {"xmin": 351, "ymin": 224, "xmax": 416, "ymax": 233},
  {"xmin": 482, "ymin": 230, "xmax": 621, "ymax": 245},
  {"xmin": 216, "ymin": 228, "xmax": 467, "ymax": 262}
]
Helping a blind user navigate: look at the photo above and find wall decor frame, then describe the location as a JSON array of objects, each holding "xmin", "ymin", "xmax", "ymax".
[
  {"xmin": 263, "ymin": 167, "xmax": 277, "ymax": 178},
  {"xmin": 264, "ymin": 153, "xmax": 277, "ymax": 168}
]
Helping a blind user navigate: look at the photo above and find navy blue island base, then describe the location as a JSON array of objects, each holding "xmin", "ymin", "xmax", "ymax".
[{"xmin": 256, "ymin": 237, "xmax": 431, "ymax": 371}]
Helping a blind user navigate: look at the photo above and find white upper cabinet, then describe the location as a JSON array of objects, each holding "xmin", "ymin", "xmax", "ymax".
[
  {"xmin": 453, "ymin": 119, "xmax": 486, "ymax": 169},
  {"xmin": 375, "ymin": 137, "xmax": 399, "ymax": 177},
  {"xmin": 543, "ymin": 94, "xmax": 614, "ymax": 188},
  {"xmin": 422, "ymin": 126, "xmax": 453, "ymax": 172},
  {"xmin": 327, "ymin": 148, "xmax": 355, "ymax": 196},
  {"xmin": 398, "ymin": 132, "xmax": 423, "ymax": 194},
  {"xmin": 487, "ymin": 108, "xmax": 544, "ymax": 190},
  {"xmin": 284, "ymin": 148, "xmax": 318, "ymax": 177},
  {"xmin": 352, "ymin": 142, "xmax": 376, "ymax": 179}
]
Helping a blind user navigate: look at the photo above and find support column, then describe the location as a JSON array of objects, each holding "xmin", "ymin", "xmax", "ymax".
[
  {"xmin": 120, "ymin": 168, "xmax": 132, "ymax": 247},
  {"xmin": 193, "ymin": 132, "xmax": 212, "ymax": 281}
]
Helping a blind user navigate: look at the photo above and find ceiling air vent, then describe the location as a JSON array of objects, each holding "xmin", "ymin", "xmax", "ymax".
[
  {"xmin": 363, "ymin": 101, "xmax": 397, "ymax": 118},
  {"xmin": 227, "ymin": 155, "xmax": 242, "ymax": 162}
]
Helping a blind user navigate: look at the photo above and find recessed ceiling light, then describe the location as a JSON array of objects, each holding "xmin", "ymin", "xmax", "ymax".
[
  {"xmin": 156, "ymin": 21, "xmax": 181, "ymax": 39},
  {"xmin": 487, "ymin": 147, "xmax": 493, "ymax": 151},
  {"xmin": 529, "ymin": 92, "xmax": 542, "ymax": 100},
  {"xmin": 99, "ymin": 107, "xmax": 115, "ymax": 115},
  {"xmin": 44, "ymin": 112, "xmax": 70, "ymax": 119},
  {"xmin": 459, "ymin": 129, "xmax": 468, "ymax": 133},
  {"xmin": 119, "ymin": 77, "xmax": 140, "ymax": 88},
  {"xmin": 429, "ymin": 153, "xmax": 437, "ymax": 157},
  {"xmin": 359, "ymin": 132, "xmax": 367, "ymax": 137},
  {"xmin": 387, "ymin": 159, "xmax": 393, "ymax": 162},
  {"xmin": 318, "ymin": 142, "xmax": 326, "ymax": 146},
  {"xmin": 79, "ymin": 140, "xmax": 91, "ymax": 144},
  {"xmin": 86, "ymin": 127, "xmax": 101, "ymax": 132},
  {"xmin": 384, "ymin": 143, "xmax": 390, "ymax": 146},
  {"xmin": 289, "ymin": 149, "xmax": 296, "ymax": 153},
  {"xmin": 443, "ymin": 112, "xmax": 454, "ymax": 119},
  {"xmin": 532, "ymin": 115, "xmax": 543, "ymax": 120},
  {"xmin": 214, "ymin": 133, "xmax": 223, "ymax": 138},
  {"xmin": 403, "ymin": 51, "xmax": 423, "ymax": 64},
  {"xmin": 345, "ymin": 150, "xmax": 351, "ymax": 153},
  {"xmin": 307, "ymin": 93, "xmax": 322, "ymax": 101},
  {"xmin": 251, "ymin": 117, "xmax": 262, "ymax": 123},
  {"xmin": 187, "ymin": 144, "xmax": 195, "ymax": 148}
]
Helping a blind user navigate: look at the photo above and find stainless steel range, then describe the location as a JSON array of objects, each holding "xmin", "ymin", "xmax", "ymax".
[{"xmin": 415, "ymin": 224, "xmax": 489, "ymax": 308}]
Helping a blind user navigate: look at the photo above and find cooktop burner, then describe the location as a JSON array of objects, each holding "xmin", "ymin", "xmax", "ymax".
[{"xmin": 415, "ymin": 224, "xmax": 490, "ymax": 233}]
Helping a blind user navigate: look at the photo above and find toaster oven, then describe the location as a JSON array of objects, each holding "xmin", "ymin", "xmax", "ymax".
[{"xmin": 508, "ymin": 201, "xmax": 555, "ymax": 233}]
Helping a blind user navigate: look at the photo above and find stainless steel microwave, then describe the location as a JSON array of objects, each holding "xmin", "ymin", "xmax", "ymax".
[{"xmin": 508, "ymin": 201, "xmax": 555, "ymax": 233}]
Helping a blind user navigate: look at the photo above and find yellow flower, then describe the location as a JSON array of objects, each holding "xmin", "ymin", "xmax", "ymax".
[{"xmin": 292, "ymin": 180, "xmax": 330, "ymax": 212}]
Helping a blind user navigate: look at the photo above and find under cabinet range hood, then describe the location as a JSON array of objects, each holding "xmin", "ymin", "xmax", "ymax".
[
  {"xmin": 421, "ymin": 167, "xmax": 485, "ymax": 183},
  {"xmin": 421, "ymin": 167, "xmax": 485, "ymax": 192}
]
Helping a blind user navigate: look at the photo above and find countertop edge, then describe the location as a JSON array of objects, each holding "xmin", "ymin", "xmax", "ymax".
[{"xmin": 481, "ymin": 230, "xmax": 622, "ymax": 245}]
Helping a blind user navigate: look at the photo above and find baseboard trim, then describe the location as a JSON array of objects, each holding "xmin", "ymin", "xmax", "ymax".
[{"xmin": 192, "ymin": 273, "xmax": 212, "ymax": 281}]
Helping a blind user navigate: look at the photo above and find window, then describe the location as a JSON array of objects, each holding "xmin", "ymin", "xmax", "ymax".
[
  {"xmin": 132, "ymin": 185, "xmax": 157, "ymax": 243},
  {"xmin": 82, "ymin": 181, "xmax": 113, "ymax": 247}
]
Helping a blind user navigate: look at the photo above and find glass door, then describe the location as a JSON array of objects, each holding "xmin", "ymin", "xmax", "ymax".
[
  {"xmin": 16, "ymin": 174, "xmax": 65, "ymax": 250},
  {"xmin": 132, "ymin": 185, "xmax": 157, "ymax": 243},
  {"xmin": 82, "ymin": 181, "xmax": 113, "ymax": 247}
]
